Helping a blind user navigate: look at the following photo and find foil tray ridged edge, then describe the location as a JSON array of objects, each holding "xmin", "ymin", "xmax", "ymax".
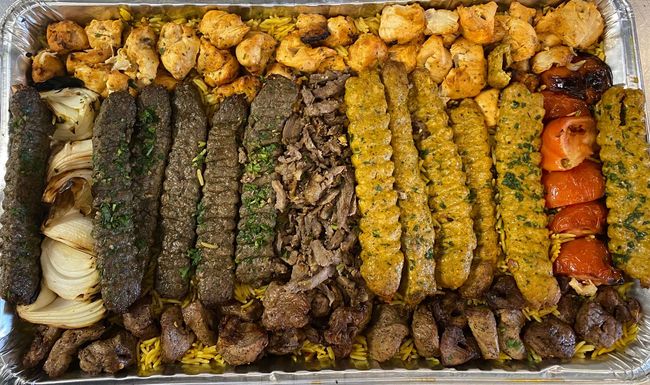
[{"xmin": 0, "ymin": 0, "xmax": 648, "ymax": 383}]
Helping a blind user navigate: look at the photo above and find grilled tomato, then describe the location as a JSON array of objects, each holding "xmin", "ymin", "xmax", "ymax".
[
  {"xmin": 543, "ymin": 160, "xmax": 605, "ymax": 208},
  {"xmin": 541, "ymin": 90, "xmax": 590, "ymax": 121},
  {"xmin": 549, "ymin": 200, "xmax": 607, "ymax": 236},
  {"xmin": 554, "ymin": 237, "xmax": 623, "ymax": 286},
  {"xmin": 541, "ymin": 116, "xmax": 597, "ymax": 171}
]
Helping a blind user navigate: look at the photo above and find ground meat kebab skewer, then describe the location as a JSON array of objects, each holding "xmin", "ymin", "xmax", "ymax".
[
  {"xmin": 235, "ymin": 75, "xmax": 298, "ymax": 285},
  {"xmin": 156, "ymin": 81, "xmax": 208, "ymax": 299},
  {"xmin": 131, "ymin": 85, "xmax": 173, "ymax": 281},
  {"xmin": 92, "ymin": 90, "xmax": 140, "ymax": 313},
  {"xmin": 0, "ymin": 86, "xmax": 53, "ymax": 305},
  {"xmin": 196, "ymin": 95, "xmax": 248, "ymax": 307}
]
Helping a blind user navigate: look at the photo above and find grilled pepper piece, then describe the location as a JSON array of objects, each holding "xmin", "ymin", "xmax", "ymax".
[
  {"xmin": 495, "ymin": 83, "xmax": 560, "ymax": 310},
  {"xmin": 345, "ymin": 70, "xmax": 404, "ymax": 300},
  {"xmin": 381, "ymin": 62, "xmax": 436, "ymax": 306},
  {"xmin": 409, "ymin": 68, "xmax": 476, "ymax": 290},
  {"xmin": 450, "ymin": 99, "xmax": 500, "ymax": 299},
  {"xmin": 596, "ymin": 86, "xmax": 650, "ymax": 287}
]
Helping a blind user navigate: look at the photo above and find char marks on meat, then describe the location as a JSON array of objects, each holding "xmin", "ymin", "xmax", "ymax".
[
  {"xmin": 122, "ymin": 297, "xmax": 159, "ymax": 340},
  {"xmin": 324, "ymin": 302, "xmax": 372, "ymax": 358},
  {"xmin": 196, "ymin": 95, "xmax": 249, "ymax": 306},
  {"xmin": 157, "ymin": 81, "xmax": 208, "ymax": 299},
  {"xmin": 431, "ymin": 292, "xmax": 467, "ymax": 328},
  {"xmin": 523, "ymin": 317, "xmax": 575, "ymax": 359},
  {"xmin": 160, "ymin": 305, "xmax": 195, "ymax": 363},
  {"xmin": 367, "ymin": 304, "xmax": 409, "ymax": 363},
  {"xmin": 217, "ymin": 315, "xmax": 268, "ymax": 365},
  {"xmin": 411, "ymin": 302, "xmax": 440, "ymax": 358},
  {"xmin": 486, "ymin": 275, "xmax": 526, "ymax": 310},
  {"xmin": 439, "ymin": 326, "xmax": 480, "ymax": 366},
  {"xmin": 92, "ymin": 91, "xmax": 140, "ymax": 313},
  {"xmin": 23, "ymin": 325, "xmax": 62, "ymax": 369},
  {"xmin": 182, "ymin": 300, "xmax": 217, "ymax": 346},
  {"xmin": 496, "ymin": 309, "xmax": 527, "ymax": 360},
  {"xmin": 235, "ymin": 75, "xmax": 298, "ymax": 285},
  {"xmin": 43, "ymin": 324, "xmax": 105, "ymax": 378},
  {"xmin": 466, "ymin": 307, "xmax": 499, "ymax": 360},
  {"xmin": 262, "ymin": 282, "xmax": 310, "ymax": 330},
  {"xmin": 131, "ymin": 85, "xmax": 173, "ymax": 281},
  {"xmin": 575, "ymin": 301, "xmax": 622, "ymax": 348},
  {"xmin": 0, "ymin": 86, "xmax": 53, "ymax": 305},
  {"xmin": 78, "ymin": 331, "xmax": 137, "ymax": 374}
]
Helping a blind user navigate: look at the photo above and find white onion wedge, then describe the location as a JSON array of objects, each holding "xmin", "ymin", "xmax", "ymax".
[
  {"xmin": 43, "ymin": 170, "xmax": 92, "ymax": 204},
  {"xmin": 18, "ymin": 286, "xmax": 106, "ymax": 329},
  {"xmin": 40, "ymin": 88, "xmax": 100, "ymax": 142},
  {"xmin": 42, "ymin": 209, "xmax": 94, "ymax": 254},
  {"xmin": 47, "ymin": 139, "xmax": 93, "ymax": 181},
  {"xmin": 41, "ymin": 238, "xmax": 99, "ymax": 300}
]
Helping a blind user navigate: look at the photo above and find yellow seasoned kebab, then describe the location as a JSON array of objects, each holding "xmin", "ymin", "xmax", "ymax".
[
  {"xmin": 495, "ymin": 83, "xmax": 560, "ymax": 310},
  {"xmin": 409, "ymin": 68, "xmax": 476, "ymax": 290},
  {"xmin": 450, "ymin": 99, "xmax": 500, "ymax": 299},
  {"xmin": 381, "ymin": 61, "xmax": 436, "ymax": 306},
  {"xmin": 596, "ymin": 87, "xmax": 650, "ymax": 287},
  {"xmin": 345, "ymin": 70, "xmax": 404, "ymax": 300}
]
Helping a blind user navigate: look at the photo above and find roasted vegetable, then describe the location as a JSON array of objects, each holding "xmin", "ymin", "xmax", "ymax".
[
  {"xmin": 541, "ymin": 116, "xmax": 597, "ymax": 171},
  {"xmin": 345, "ymin": 70, "xmax": 404, "ymax": 299},
  {"xmin": 450, "ymin": 99, "xmax": 499, "ymax": 299},
  {"xmin": 409, "ymin": 69, "xmax": 476, "ymax": 290},
  {"xmin": 381, "ymin": 61, "xmax": 436, "ymax": 306},
  {"xmin": 549, "ymin": 201, "xmax": 607, "ymax": 236},
  {"xmin": 40, "ymin": 238, "xmax": 99, "ymax": 301},
  {"xmin": 541, "ymin": 90, "xmax": 590, "ymax": 121},
  {"xmin": 554, "ymin": 237, "xmax": 623, "ymax": 286},
  {"xmin": 542, "ymin": 160, "xmax": 605, "ymax": 208},
  {"xmin": 0, "ymin": 86, "xmax": 54, "ymax": 305},
  {"xmin": 40, "ymin": 88, "xmax": 100, "ymax": 142},
  {"xmin": 17, "ymin": 286, "xmax": 106, "ymax": 329},
  {"xmin": 596, "ymin": 87, "xmax": 650, "ymax": 287},
  {"xmin": 495, "ymin": 83, "xmax": 560, "ymax": 309}
]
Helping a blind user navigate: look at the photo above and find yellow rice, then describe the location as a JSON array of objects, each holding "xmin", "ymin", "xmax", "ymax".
[
  {"xmin": 181, "ymin": 342, "xmax": 226, "ymax": 366},
  {"xmin": 522, "ymin": 306, "xmax": 560, "ymax": 323},
  {"xmin": 573, "ymin": 340, "xmax": 596, "ymax": 359},
  {"xmin": 353, "ymin": 15, "xmax": 380, "ymax": 35},
  {"xmin": 138, "ymin": 336, "xmax": 162, "ymax": 373},
  {"xmin": 397, "ymin": 338, "xmax": 419, "ymax": 362},
  {"xmin": 591, "ymin": 322, "xmax": 639, "ymax": 358},
  {"xmin": 550, "ymin": 233, "xmax": 577, "ymax": 262}
]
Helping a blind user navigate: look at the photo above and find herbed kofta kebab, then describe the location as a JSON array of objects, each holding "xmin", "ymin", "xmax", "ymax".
[{"xmin": 0, "ymin": 0, "xmax": 647, "ymax": 377}]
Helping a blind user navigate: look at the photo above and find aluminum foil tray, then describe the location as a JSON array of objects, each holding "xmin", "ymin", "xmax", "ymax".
[{"xmin": 0, "ymin": 0, "xmax": 648, "ymax": 383}]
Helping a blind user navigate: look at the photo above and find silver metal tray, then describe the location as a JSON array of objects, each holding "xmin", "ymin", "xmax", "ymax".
[{"xmin": 0, "ymin": 0, "xmax": 648, "ymax": 383}]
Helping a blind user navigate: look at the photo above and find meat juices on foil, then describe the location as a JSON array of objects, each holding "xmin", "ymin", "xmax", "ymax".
[
  {"xmin": 196, "ymin": 95, "xmax": 249, "ymax": 306},
  {"xmin": 0, "ymin": 86, "xmax": 53, "ymax": 305},
  {"xmin": 156, "ymin": 81, "xmax": 208, "ymax": 299},
  {"xmin": 92, "ymin": 91, "xmax": 141, "ymax": 313}
]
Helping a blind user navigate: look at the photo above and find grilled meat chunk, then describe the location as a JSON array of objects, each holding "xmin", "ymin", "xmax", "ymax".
[
  {"xmin": 466, "ymin": 307, "xmax": 499, "ymax": 360},
  {"xmin": 410, "ymin": 68, "xmax": 476, "ymax": 290},
  {"xmin": 23, "ymin": 325, "xmax": 62, "ymax": 369},
  {"xmin": 78, "ymin": 331, "xmax": 137, "ymax": 374},
  {"xmin": 495, "ymin": 83, "xmax": 560, "ymax": 309},
  {"xmin": 43, "ymin": 324, "xmax": 105, "ymax": 377},
  {"xmin": 196, "ymin": 95, "xmax": 248, "ymax": 306},
  {"xmin": 596, "ymin": 87, "xmax": 650, "ymax": 287},
  {"xmin": 382, "ymin": 61, "xmax": 436, "ymax": 305},
  {"xmin": 160, "ymin": 305, "xmax": 195, "ymax": 363},
  {"xmin": 262, "ymin": 282, "xmax": 310, "ymax": 331},
  {"xmin": 439, "ymin": 326, "xmax": 480, "ymax": 366},
  {"xmin": 523, "ymin": 317, "xmax": 575, "ymax": 359},
  {"xmin": 157, "ymin": 81, "xmax": 208, "ymax": 299},
  {"xmin": 182, "ymin": 300, "xmax": 217, "ymax": 346},
  {"xmin": 575, "ymin": 301, "xmax": 622, "ymax": 348},
  {"xmin": 0, "ymin": 86, "xmax": 53, "ymax": 305},
  {"xmin": 556, "ymin": 293, "xmax": 582, "ymax": 325},
  {"xmin": 431, "ymin": 292, "xmax": 467, "ymax": 328},
  {"xmin": 122, "ymin": 297, "xmax": 159, "ymax": 340},
  {"xmin": 345, "ymin": 70, "xmax": 404, "ymax": 300},
  {"xmin": 268, "ymin": 328, "xmax": 305, "ymax": 355},
  {"xmin": 595, "ymin": 286, "xmax": 642, "ymax": 324},
  {"xmin": 486, "ymin": 275, "xmax": 526, "ymax": 310},
  {"xmin": 496, "ymin": 309, "xmax": 527, "ymax": 360},
  {"xmin": 412, "ymin": 302, "xmax": 440, "ymax": 358},
  {"xmin": 131, "ymin": 85, "xmax": 173, "ymax": 279},
  {"xmin": 235, "ymin": 75, "xmax": 298, "ymax": 285},
  {"xmin": 92, "ymin": 91, "xmax": 140, "ymax": 313},
  {"xmin": 367, "ymin": 304, "xmax": 409, "ymax": 362},
  {"xmin": 217, "ymin": 315, "xmax": 268, "ymax": 365},
  {"xmin": 324, "ymin": 302, "xmax": 372, "ymax": 358}
]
